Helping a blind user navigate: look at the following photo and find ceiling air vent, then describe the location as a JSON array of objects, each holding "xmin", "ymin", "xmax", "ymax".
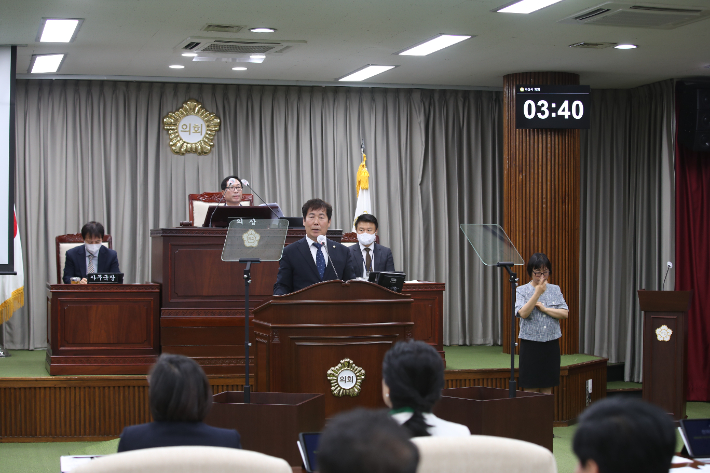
[
  {"xmin": 559, "ymin": 2, "xmax": 710, "ymax": 29},
  {"xmin": 175, "ymin": 37, "xmax": 305, "ymax": 58},
  {"xmin": 201, "ymin": 24, "xmax": 244, "ymax": 34},
  {"xmin": 569, "ymin": 41, "xmax": 617, "ymax": 49}
]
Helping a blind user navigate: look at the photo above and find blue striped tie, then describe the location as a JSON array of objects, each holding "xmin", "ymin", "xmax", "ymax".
[{"xmin": 314, "ymin": 243, "xmax": 326, "ymax": 280}]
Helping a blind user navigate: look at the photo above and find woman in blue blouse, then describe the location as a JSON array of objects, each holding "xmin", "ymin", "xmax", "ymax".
[{"xmin": 515, "ymin": 253, "xmax": 569, "ymax": 394}]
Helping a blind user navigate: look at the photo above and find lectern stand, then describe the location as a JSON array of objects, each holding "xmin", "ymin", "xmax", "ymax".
[{"xmin": 638, "ymin": 290, "xmax": 692, "ymax": 420}]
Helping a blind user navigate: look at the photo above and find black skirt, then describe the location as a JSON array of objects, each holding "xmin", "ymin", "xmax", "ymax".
[{"xmin": 519, "ymin": 338, "xmax": 560, "ymax": 389}]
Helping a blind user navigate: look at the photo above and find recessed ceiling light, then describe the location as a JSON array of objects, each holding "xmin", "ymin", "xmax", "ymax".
[
  {"xmin": 615, "ymin": 44, "xmax": 638, "ymax": 49},
  {"xmin": 182, "ymin": 52, "xmax": 197, "ymax": 57},
  {"xmin": 398, "ymin": 34, "xmax": 472, "ymax": 56},
  {"xmin": 169, "ymin": 65, "xmax": 185, "ymax": 69},
  {"xmin": 250, "ymin": 54, "xmax": 266, "ymax": 59},
  {"xmin": 232, "ymin": 67, "xmax": 247, "ymax": 71},
  {"xmin": 250, "ymin": 27, "xmax": 276, "ymax": 33},
  {"xmin": 495, "ymin": 0, "xmax": 565, "ymax": 14},
  {"xmin": 29, "ymin": 54, "xmax": 65, "ymax": 73},
  {"xmin": 338, "ymin": 65, "xmax": 397, "ymax": 82},
  {"xmin": 38, "ymin": 18, "xmax": 82, "ymax": 42}
]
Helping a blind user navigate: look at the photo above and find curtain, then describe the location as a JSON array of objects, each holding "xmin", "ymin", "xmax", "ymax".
[
  {"xmin": 675, "ymin": 114, "xmax": 710, "ymax": 401},
  {"xmin": 579, "ymin": 80, "xmax": 675, "ymax": 382},
  {"xmin": 7, "ymin": 80, "xmax": 504, "ymax": 350}
]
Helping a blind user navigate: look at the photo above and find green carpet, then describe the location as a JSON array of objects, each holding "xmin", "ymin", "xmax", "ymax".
[
  {"xmin": 443, "ymin": 345, "xmax": 601, "ymax": 370},
  {"xmin": 0, "ymin": 440, "xmax": 119, "ymax": 473},
  {"xmin": 0, "ymin": 349, "xmax": 50, "ymax": 377},
  {"xmin": 607, "ymin": 380, "xmax": 642, "ymax": 390}
]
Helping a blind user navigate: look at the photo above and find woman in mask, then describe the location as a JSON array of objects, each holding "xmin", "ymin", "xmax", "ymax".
[
  {"xmin": 349, "ymin": 214, "xmax": 395, "ymax": 278},
  {"xmin": 62, "ymin": 221, "xmax": 120, "ymax": 284}
]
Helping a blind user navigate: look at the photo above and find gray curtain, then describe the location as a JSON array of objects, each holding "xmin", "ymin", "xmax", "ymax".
[
  {"xmin": 579, "ymin": 79, "xmax": 675, "ymax": 382},
  {"xmin": 7, "ymin": 80, "xmax": 504, "ymax": 350}
]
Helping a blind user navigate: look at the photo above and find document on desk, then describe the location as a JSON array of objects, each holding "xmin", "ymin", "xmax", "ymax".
[{"xmin": 60, "ymin": 455, "xmax": 103, "ymax": 472}]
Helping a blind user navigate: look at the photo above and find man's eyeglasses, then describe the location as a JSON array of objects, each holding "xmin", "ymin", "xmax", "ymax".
[
  {"xmin": 226, "ymin": 186, "xmax": 242, "ymax": 192},
  {"xmin": 533, "ymin": 270, "xmax": 550, "ymax": 276}
]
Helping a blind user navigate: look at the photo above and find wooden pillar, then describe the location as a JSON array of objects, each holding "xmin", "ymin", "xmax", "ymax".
[{"xmin": 502, "ymin": 72, "xmax": 580, "ymax": 355}]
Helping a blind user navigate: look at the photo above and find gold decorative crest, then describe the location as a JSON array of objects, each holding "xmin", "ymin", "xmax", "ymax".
[
  {"xmin": 656, "ymin": 325, "xmax": 673, "ymax": 342},
  {"xmin": 163, "ymin": 99, "xmax": 220, "ymax": 155},
  {"xmin": 327, "ymin": 358, "xmax": 365, "ymax": 397},
  {"xmin": 242, "ymin": 229, "xmax": 261, "ymax": 247}
]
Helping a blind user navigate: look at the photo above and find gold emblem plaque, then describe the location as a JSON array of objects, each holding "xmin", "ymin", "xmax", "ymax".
[
  {"xmin": 656, "ymin": 325, "xmax": 673, "ymax": 342},
  {"xmin": 242, "ymin": 229, "xmax": 261, "ymax": 248},
  {"xmin": 163, "ymin": 99, "xmax": 220, "ymax": 155},
  {"xmin": 327, "ymin": 358, "xmax": 365, "ymax": 397}
]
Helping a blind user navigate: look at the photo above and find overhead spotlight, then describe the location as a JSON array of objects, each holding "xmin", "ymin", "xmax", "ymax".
[
  {"xmin": 182, "ymin": 52, "xmax": 198, "ymax": 57},
  {"xmin": 29, "ymin": 54, "xmax": 66, "ymax": 73},
  {"xmin": 495, "ymin": 0, "xmax": 565, "ymax": 14},
  {"xmin": 614, "ymin": 44, "xmax": 638, "ymax": 49},
  {"xmin": 250, "ymin": 27, "xmax": 276, "ymax": 33},
  {"xmin": 398, "ymin": 34, "xmax": 472, "ymax": 56},
  {"xmin": 37, "ymin": 18, "xmax": 83, "ymax": 42},
  {"xmin": 169, "ymin": 65, "xmax": 185, "ymax": 69},
  {"xmin": 338, "ymin": 65, "xmax": 397, "ymax": 82}
]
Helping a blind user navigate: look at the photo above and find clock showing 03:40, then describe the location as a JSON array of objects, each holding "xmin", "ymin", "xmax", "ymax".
[{"xmin": 515, "ymin": 85, "xmax": 591, "ymax": 130}]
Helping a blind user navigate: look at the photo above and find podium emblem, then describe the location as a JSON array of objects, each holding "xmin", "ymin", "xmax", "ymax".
[
  {"xmin": 656, "ymin": 325, "xmax": 673, "ymax": 342},
  {"xmin": 242, "ymin": 229, "xmax": 261, "ymax": 247},
  {"xmin": 163, "ymin": 99, "xmax": 221, "ymax": 155},
  {"xmin": 327, "ymin": 359, "xmax": 365, "ymax": 397}
]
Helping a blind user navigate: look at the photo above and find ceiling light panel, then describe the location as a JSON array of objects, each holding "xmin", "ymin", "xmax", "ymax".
[
  {"xmin": 38, "ymin": 18, "xmax": 83, "ymax": 42},
  {"xmin": 30, "ymin": 54, "xmax": 65, "ymax": 73},
  {"xmin": 250, "ymin": 28, "xmax": 276, "ymax": 33},
  {"xmin": 496, "ymin": 0, "xmax": 565, "ymax": 14},
  {"xmin": 338, "ymin": 65, "xmax": 396, "ymax": 82},
  {"xmin": 398, "ymin": 34, "xmax": 472, "ymax": 56}
]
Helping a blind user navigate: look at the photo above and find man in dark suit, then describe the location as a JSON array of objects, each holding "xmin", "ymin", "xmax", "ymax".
[
  {"xmin": 273, "ymin": 198, "xmax": 357, "ymax": 296},
  {"xmin": 62, "ymin": 221, "xmax": 120, "ymax": 284},
  {"xmin": 349, "ymin": 214, "xmax": 395, "ymax": 278}
]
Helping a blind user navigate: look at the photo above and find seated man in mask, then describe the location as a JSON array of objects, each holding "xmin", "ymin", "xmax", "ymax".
[
  {"xmin": 63, "ymin": 221, "xmax": 120, "ymax": 284},
  {"xmin": 349, "ymin": 214, "xmax": 395, "ymax": 278}
]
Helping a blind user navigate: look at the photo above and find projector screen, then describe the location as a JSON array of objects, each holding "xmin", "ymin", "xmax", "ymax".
[{"xmin": 0, "ymin": 46, "xmax": 16, "ymax": 275}]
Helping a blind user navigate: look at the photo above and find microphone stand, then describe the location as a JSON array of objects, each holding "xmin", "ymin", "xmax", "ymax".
[
  {"xmin": 242, "ymin": 180, "xmax": 282, "ymax": 220},
  {"xmin": 497, "ymin": 262, "xmax": 519, "ymax": 398},
  {"xmin": 240, "ymin": 258, "xmax": 260, "ymax": 404},
  {"xmin": 207, "ymin": 194, "xmax": 225, "ymax": 228}
]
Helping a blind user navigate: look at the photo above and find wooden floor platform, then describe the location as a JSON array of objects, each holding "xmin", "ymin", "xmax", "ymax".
[{"xmin": 0, "ymin": 356, "xmax": 606, "ymax": 442}]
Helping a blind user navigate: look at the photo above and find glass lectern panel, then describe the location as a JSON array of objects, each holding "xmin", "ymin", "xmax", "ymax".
[
  {"xmin": 222, "ymin": 218, "xmax": 289, "ymax": 262},
  {"xmin": 460, "ymin": 224, "xmax": 524, "ymax": 266}
]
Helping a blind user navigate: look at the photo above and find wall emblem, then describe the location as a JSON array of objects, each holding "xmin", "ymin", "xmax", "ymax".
[
  {"xmin": 242, "ymin": 229, "xmax": 261, "ymax": 248},
  {"xmin": 327, "ymin": 358, "xmax": 365, "ymax": 397},
  {"xmin": 656, "ymin": 325, "xmax": 673, "ymax": 342},
  {"xmin": 163, "ymin": 99, "xmax": 220, "ymax": 155}
]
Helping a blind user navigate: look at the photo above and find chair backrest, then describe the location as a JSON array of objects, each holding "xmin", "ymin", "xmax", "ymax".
[
  {"xmin": 71, "ymin": 446, "xmax": 292, "ymax": 473},
  {"xmin": 56, "ymin": 234, "xmax": 113, "ymax": 284},
  {"xmin": 188, "ymin": 192, "xmax": 254, "ymax": 226},
  {"xmin": 411, "ymin": 435, "xmax": 557, "ymax": 473}
]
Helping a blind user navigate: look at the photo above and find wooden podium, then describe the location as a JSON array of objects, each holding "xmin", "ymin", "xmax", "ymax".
[
  {"xmin": 46, "ymin": 283, "xmax": 161, "ymax": 375},
  {"xmin": 253, "ymin": 280, "xmax": 414, "ymax": 417},
  {"xmin": 638, "ymin": 290, "xmax": 692, "ymax": 420}
]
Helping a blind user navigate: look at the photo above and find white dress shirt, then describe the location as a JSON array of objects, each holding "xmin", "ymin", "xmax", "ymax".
[
  {"xmin": 359, "ymin": 242, "xmax": 375, "ymax": 275},
  {"xmin": 306, "ymin": 236, "xmax": 329, "ymax": 266},
  {"xmin": 391, "ymin": 411, "xmax": 471, "ymax": 437}
]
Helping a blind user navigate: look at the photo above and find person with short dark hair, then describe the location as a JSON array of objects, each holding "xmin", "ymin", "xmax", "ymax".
[
  {"xmin": 273, "ymin": 198, "xmax": 356, "ymax": 295},
  {"xmin": 515, "ymin": 252, "xmax": 569, "ymax": 393},
  {"xmin": 117, "ymin": 354, "xmax": 241, "ymax": 452},
  {"xmin": 572, "ymin": 398, "xmax": 676, "ymax": 473},
  {"xmin": 62, "ymin": 221, "xmax": 120, "ymax": 284},
  {"xmin": 220, "ymin": 175, "xmax": 248, "ymax": 206},
  {"xmin": 382, "ymin": 340, "xmax": 470, "ymax": 437},
  {"xmin": 318, "ymin": 408, "xmax": 419, "ymax": 473},
  {"xmin": 349, "ymin": 214, "xmax": 395, "ymax": 278}
]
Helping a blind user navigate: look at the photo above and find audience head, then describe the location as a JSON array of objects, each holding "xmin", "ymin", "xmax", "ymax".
[
  {"xmin": 148, "ymin": 353, "xmax": 213, "ymax": 423},
  {"xmin": 318, "ymin": 408, "xmax": 419, "ymax": 473},
  {"xmin": 220, "ymin": 175, "xmax": 243, "ymax": 205},
  {"xmin": 572, "ymin": 398, "xmax": 676, "ymax": 473},
  {"xmin": 382, "ymin": 340, "xmax": 445, "ymax": 437},
  {"xmin": 301, "ymin": 198, "xmax": 333, "ymax": 241}
]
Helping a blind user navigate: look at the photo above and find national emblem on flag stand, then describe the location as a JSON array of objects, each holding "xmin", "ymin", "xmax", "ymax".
[{"xmin": 352, "ymin": 140, "xmax": 372, "ymax": 231}]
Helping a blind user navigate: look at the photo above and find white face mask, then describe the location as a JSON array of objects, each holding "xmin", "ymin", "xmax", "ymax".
[
  {"xmin": 85, "ymin": 243, "xmax": 102, "ymax": 255},
  {"xmin": 357, "ymin": 232, "xmax": 377, "ymax": 246}
]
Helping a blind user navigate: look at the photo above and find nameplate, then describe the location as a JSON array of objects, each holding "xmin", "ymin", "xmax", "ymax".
[{"xmin": 87, "ymin": 273, "xmax": 124, "ymax": 284}]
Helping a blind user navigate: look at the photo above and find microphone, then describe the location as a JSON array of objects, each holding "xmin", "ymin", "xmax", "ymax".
[
  {"xmin": 207, "ymin": 193, "xmax": 225, "ymax": 228},
  {"xmin": 241, "ymin": 179, "xmax": 282, "ymax": 220},
  {"xmin": 662, "ymin": 262, "xmax": 672, "ymax": 291},
  {"xmin": 317, "ymin": 234, "xmax": 339, "ymax": 280}
]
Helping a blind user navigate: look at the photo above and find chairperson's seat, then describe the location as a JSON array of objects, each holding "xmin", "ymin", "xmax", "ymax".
[
  {"xmin": 71, "ymin": 446, "xmax": 292, "ymax": 473},
  {"xmin": 188, "ymin": 191, "xmax": 254, "ymax": 226},
  {"xmin": 412, "ymin": 435, "xmax": 557, "ymax": 473},
  {"xmin": 55, "ymin": 233, "xmax": 113, "ymax": 283}
]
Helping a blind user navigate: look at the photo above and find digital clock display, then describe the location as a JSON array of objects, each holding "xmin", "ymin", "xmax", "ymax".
[{"xmin": 515, "ymin": 85, "xmax": 591, "ymax": 129}]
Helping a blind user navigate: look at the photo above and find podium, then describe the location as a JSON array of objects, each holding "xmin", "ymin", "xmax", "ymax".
[
  {"xmin": 638, "ymin": 290, "xmax": 692, "ymax": 420},
  {"xmin": 253, "ymin": 280, "xmax": 414, "ymax": 417}
]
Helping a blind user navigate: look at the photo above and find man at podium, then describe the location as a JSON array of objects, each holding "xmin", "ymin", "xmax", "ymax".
[{"xmin": 273, "ymin": 198, "xmax": 356, "ymax": 295}]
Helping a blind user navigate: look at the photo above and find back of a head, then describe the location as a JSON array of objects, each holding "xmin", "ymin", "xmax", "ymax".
[
  {"xmin": 318, "ymin": 408, "xmax": 419, "ymax": 473},
  {"xmin": 149, "ymin": 354, "xmax": 212, "ymax": 422},
  {"xmin": 573, "ymin": 398, "xmax": 676, "ymax": 473},
  {"xmin": 382, "ymin": 340, "xmax": 445, "ymax": 437}
]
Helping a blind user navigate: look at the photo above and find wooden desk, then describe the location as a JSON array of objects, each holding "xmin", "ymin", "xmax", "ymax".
[{"xmin": 46, "ymin": 284, "xmax": 161, "ymax": 375}]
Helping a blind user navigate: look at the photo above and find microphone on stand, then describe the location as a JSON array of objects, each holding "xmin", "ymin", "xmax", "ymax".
[
  {"xmin": 317, "ymin": 234, "xmax": 339, "ymax": 280},
  {"xmin": 662, "ymin": 262, "xmax": 672, "ymax": 291},
  {"xmin": 241, "ymin": 179, "xmax": 282, "ymax": 220},
  {"xmin": 207, "ymin": 193, "xmax": 225, "ymax": 228}
]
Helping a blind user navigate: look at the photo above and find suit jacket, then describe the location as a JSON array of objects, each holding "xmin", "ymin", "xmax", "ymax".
[
  {"xmin": 117, "ymin": 421, "xmax": 241, "ymax": 452},
  {"xmin": 349, "ymin": 242, "xmax": 395, "ymax": 278},
  {"xmin": 62, "ymin": 244, "xmax": 120, "ymax": 284},
  {"xmin": 273, "ymin": 237, "xmax": 357, "ymax": 295}
]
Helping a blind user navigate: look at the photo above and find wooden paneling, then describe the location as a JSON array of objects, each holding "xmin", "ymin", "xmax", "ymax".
[{"xmin": 503, "ymin": 72, "xmax": 581, "ymax": 355}]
